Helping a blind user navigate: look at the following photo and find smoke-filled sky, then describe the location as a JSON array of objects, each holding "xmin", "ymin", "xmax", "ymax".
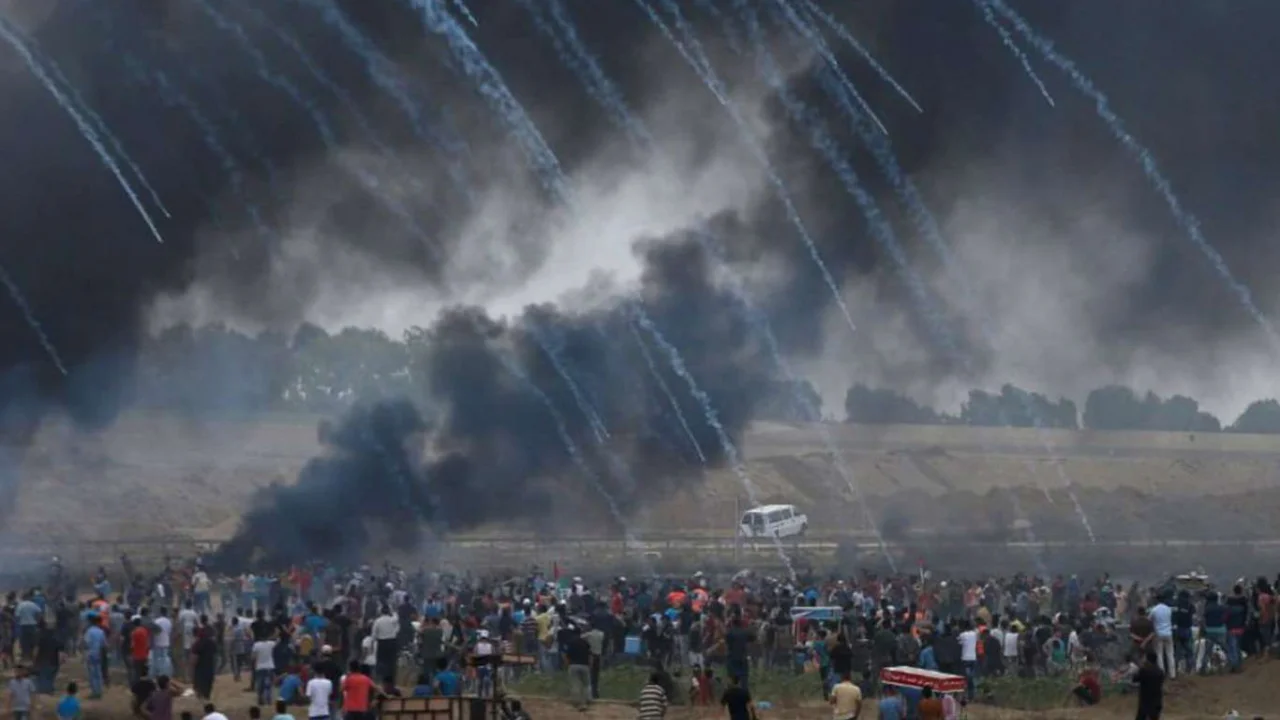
[{"xmin": 3, "ymin": 0, "xmax": 1280, "ymax": 430}]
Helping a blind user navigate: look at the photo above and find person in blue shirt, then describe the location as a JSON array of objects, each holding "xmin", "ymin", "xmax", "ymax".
[
  {"xmin": 55, "ymin": 682, "xmax": 80, "ymax": 720},
  {"xmin": 277, "ymin": 667, "xmax": 303, "ymax": 705},
  {"xmin": 919, "ymin": 642, "xmax": 939, "ymax": 671},
  {"xmin": 433, "ymin": 659, "xmax": 461, "ymax": 697},
  {"xmin": 878, "ymin": 684, "xmax": 905, "ymax": 720},
  {"xmin": 82, "ymin": 621, "xmax": 107, "ymax": 699}
]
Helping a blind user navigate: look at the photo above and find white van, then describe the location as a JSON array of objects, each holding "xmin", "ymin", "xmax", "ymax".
[{"xmin": 739, "ymin": 504, "xmax": 808, "ymax": 538}]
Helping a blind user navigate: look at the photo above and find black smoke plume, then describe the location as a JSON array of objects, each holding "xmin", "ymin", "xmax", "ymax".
[{"xmin": 213, "ymin": 226, "xmax": 774, "ymax": 567}]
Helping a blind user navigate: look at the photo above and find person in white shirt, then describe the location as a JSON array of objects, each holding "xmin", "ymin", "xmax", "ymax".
[
  {"xmin": 252, "ymin": 636, "xmax": 277, "ymax": 706},
  {"xmin": 152, "ymin": 609, "xmax": 174, "ymax": 678},
  {"xmin": 958, "ymin": 621, "xmax": 979, "ymax": 701},
  {"xmin": 202, "ymin": 703, "xmax": 229, "ymax": 720},
  {"xmin": 1149, "ymin": 597, "xmax": 1176, "ymax": 679},
  {"xmin": 1001, "ymin": 622, "xmax": 1020, "ymax": 669},
  {"xmin": 370, "ymin": 607, "xmax": 401, "ymax": 682},
  {"xmin": 305, "ymin": 674, "xmax": 334, "ymax": 720},
  {"xmin": 192, "ymin": 570, "xmax": 212, "ymax": 613},
  {"xmin": 360, "ymin": 634, "xmax": 376, "ymax": 672}
]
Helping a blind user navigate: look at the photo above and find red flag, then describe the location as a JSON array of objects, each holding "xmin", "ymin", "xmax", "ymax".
[{"xmin": 553, "ymin": 561, "xmax": 561, "ymax": 581}]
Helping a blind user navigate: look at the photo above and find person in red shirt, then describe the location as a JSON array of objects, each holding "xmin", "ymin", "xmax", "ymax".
[
  {"xmin": 1069, "ymin": 660, "xmax": 1102, "ymax": 706},
  {"xmin": 341, "ymin": 661, "xmax": 377, "ymax": 720},
  {"xmin": 129, "ymin": 618, "xmax": 151, "ymax": 682}
]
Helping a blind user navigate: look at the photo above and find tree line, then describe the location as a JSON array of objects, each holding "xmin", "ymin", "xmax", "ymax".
[
  {"xmin": 843, "ymin": 383, "xmax": 1280, "ymax": 434},
  {"xmin": 123, "ymin": 322, "xmax": 1280, "ymax": 434}
]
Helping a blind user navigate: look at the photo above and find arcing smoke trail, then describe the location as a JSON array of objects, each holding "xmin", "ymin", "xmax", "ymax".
[
  {"xmin": 136, "ymin": 62, "xmax": 272, "ymax": 239},
  {"xmin": 795, "ymin": 0, "xmax": 923, "ymax": 113},
  {"xmin": 196, "ymin": 0, "xmax": 442, "ymax": 259},
  {"xmin": 0, "ymin": 262, "xmax": 67, "ymax": 376},
  {"xmin": 35, "ymin": 47, "xmax": 171, "ymax": 219},
  {"xmin": 739, "ymin": 1, "xmax": 961, "ymax": 360},
  {"xmin": 527, "ymin": 325, "xmax": 611, "ymax": 444},
  {"xmin": 525, "ymin": 0, "xmax": 881, "ymax": 563},
  {"xmin": 984, "ymin": 0, "xmax": 1280, "ymax": 350},
  {"xmin": 0, "ymin": 17, "xmax": 165, "ymax": 244},
  {"xmin": 451, "ymin": 0, "xmax": 479, "ymax": 27},
  {"xmin": 628, "ymin": 322, "xmax": 706, "ymax": 463},
  {"xmin": 973, "ymin": 0, "xmax": 1055, "ymax": 107},
  {"xmin": 698, "ymin": 230, "xmax": 895, "ymax": 570},
  {"xmin": 633, "ymin": 0, "xmax": 860, "ymax": 340},
  {"xmin": 776, "ymin": 6, "xmax": 1093, "ymax": 539},
  {"xmin": 409, "ymin": 0, "xmax": 570, "ymax": 202},
  {"xmin": 514, "ymin": 0, "xmax": 654, "ymax": 149},
  {"xmin": 497, "ymin": 354, "xmax": 641, "ymax": 547},
  {"xmin": 629, "ymin": 304, "xmax": 796, "ymax": 580},
  {"xmin": 292, "ymin": 0, "xmax": 468, "ymax": 158}
]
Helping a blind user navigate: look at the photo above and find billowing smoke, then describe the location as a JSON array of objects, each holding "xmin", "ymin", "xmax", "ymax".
[{"xmin": 214, "ymin": 225, "xmax": 774, "ymax": 566}]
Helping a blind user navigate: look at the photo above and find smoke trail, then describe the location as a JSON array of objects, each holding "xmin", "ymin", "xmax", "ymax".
[
  {"xmin": 195, "ymin": 1, "xmax": 445, "ymax": 259},
  {"xmin": 527, "ymin": 324, "xmax": 611, "ymax": 444},
  {"xmin": 192, "ymin": 0, "xmax": 340, "ymax": 147},
  {"xmin": 698, "ymin": 228, "xmax": 895, "ymax": 570},
  {"xmin": 513, "ymin": 0, "xmax": 881, "ymax": 561},
  {"xmin": 692, "ymin": 0, "xmax": 746, "ymax": 56},
  {"xmin": 0, "ymin": 17, "xmax": 165, "ymax": 244},
  {"xmin": 292, "ymin": 0, "xmax": 467, "ymax": 157},
  {"xmin": 627, "ymin": 321, "xmax": 706, "ymax": 463},
  {"xmin": 0, "ymin": 262, "xmax": 66, "ymax": 376},
  {"xmin": 633, "ymin": 0, "xmax": 860, "ymax": 340},
  {"xmin": 973, "ymin": 0, "xmax": 1055, "ymax": 107},
  {"xmin": 629, "ymin": 303, "xmax": 796, "ymax": 579},
  {"xmin": 770, "ymin": 5, "xmax": 1092, "ymax": 540},
  {"xmin": 796, "ymin": 0, "xmax": 923, "ymax": 113},
  {"xmin": 34, "ymin": 47, "xmax": 171, "ymax": 219},
  {"xmin": 135, "ymin": 61, "xmax": 274, "ymax": 239},
  {"xmin": 515, "ymin": 0, "xmax": 654, "ymax": 149},
  {"xmin": 408, "ymin": 0, "xmax": 570, "ymax": 202},
  {"xmin": 738, "ymin": 1, "xmax": 960, "ymax": 360},
  {"xmin": 451, "ymin": 0, "xmax": 479, "ymax": 27},
  {"xmin": 497, "ymin": 354, "xmax": 638, "ymax": 543},
  {"xmin": 984, "ymin": 0, "xmax": 1279, "ymax": 349}
]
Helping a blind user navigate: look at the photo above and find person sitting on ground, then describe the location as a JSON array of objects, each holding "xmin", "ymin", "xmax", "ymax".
[
  {"xmin": 1069, "ymin": 655, "xmax": 1102, "ymax": 707},
  {"xmin": 278, "ymin": 666, "xmax": 304, "ymax": 706}
]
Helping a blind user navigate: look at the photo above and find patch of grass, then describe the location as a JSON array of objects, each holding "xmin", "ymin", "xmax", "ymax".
[{"xmin": 977, "ymin": 675, "xmax": 1126, "ymax": 711}]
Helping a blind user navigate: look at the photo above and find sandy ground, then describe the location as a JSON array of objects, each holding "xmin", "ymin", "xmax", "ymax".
[{"xmin": 30, "ymin": 660, "xmax": 1280, "ymax": 719}]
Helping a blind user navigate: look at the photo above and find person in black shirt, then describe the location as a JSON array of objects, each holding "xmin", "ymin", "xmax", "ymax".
[
  {"xmin": 1133, "ymin": 651, "xmax": 1164, "ymax": 720},
  {"xmin": 724, "ymin": 617, "xmax": 753, "ymax": 695},
  {"xmin": 1172, "ymin": 591, "xmax": 1194, "ymax": 674},
  {"xmin": 830, "ymin": 632, "xmax": 854, "ymax": 673},
  {"xmin": 720, "ymin": 673, "xmax": 756, "ymax": 720}
]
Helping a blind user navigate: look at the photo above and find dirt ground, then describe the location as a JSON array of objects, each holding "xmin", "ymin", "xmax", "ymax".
[{"xmin": 35, "ymin": 661, "xmax": 1280, "ymax": 719}]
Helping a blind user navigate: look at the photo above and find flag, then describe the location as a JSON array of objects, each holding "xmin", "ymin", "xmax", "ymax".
[{"xmin": 553, "ymin": 561, "xmax": 561, "ymax": 581}]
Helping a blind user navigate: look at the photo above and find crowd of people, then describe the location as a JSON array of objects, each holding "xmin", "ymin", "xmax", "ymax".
[{"xmin": 1, "ymin": 556, "xmax": 1276, "ymax": 720}]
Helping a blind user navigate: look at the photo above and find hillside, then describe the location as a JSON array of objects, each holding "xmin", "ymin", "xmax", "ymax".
[{"xmin": 10, "ymin": 414, "xmax": 1280, "ymax": 550}]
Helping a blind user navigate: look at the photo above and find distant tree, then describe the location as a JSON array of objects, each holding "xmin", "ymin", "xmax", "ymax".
[
  {"xmin": 844, "ymin": 384, "xmax": 942, "ymax": 425},
  {"xmin": 960, "ymin": 384, "xmax": 1078, "ymax": 429},
  {"xmin": 1230, "ymin": 399, "xmax": 1280, "ymax": 434},
  {"xmin": 1082, "ymin": 385, "xmax": 1146, "ymax": 430},
  {"xmin": 1083, "ymin": 385, "xmax": 1221, "ymax": 431},
  {"xmin": 1145, "ymin": 394, "xmax": 1221, "ymax": 432}
]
